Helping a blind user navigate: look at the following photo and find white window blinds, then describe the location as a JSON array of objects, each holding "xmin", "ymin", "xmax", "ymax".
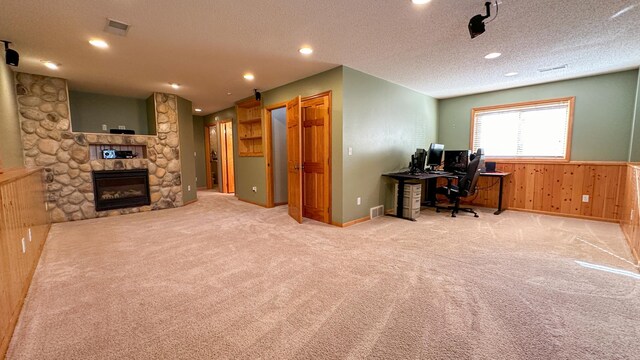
[{"xmin": 472, "ymin": 99, "xmax": 572, "ymax": 159}]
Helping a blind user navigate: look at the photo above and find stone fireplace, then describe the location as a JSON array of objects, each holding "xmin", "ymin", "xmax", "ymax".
[
  {"xmin": 93, "ymin": 170, "xmax": 151, "ymax": 211},
  {"xmin": 15, "ymin": 73, "xmax": 185, "ymax": 222}
]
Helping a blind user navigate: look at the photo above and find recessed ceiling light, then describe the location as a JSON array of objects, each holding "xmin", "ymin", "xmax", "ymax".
[
  {"xmin": 243, "ymin": 73, "xmax": 255, "ymax": 81},
  {"xmin": 504, "ymin": 72, "xmax": 519, "ymax": 77},
  {"xmin": 42, "ymin": 61, "xmax": 59, "ymax": 70},
  {"xmin": 299, "ymin": 47, "xmax": 313, "ymax": 55},
  {"xmin": 170, "ymin": 83, "xmax": 180, "ymax": 89},
  {"xmin": 89, "ymin": 39, "xmax": 109, "ymax": 48},
  {"xmin": 411, "ymin": 0, "xmax": 431, "ymax": 4},
  {"xmin": 227, "ymin": 92, "xmax": 232, "ymax": 96},
  {"xmin": 195, "ymin": 108, "xmax": 202, "ymax": 112},
  {"xmin": 484, "ymin": 52, "xmax": 501, "ymax": 59}
]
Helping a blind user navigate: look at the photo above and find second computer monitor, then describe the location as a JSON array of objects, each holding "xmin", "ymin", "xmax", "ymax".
[
  {"xmin": 443, "ymin": 150, "xmax": 471, "ymax": 172},
  {"xmin": 413, "ymin": 148, "xmax": 427, "ymax": 172},
  {"xmin": 426, "ymin": 143, "xmax": 445, "ymax": 169}
]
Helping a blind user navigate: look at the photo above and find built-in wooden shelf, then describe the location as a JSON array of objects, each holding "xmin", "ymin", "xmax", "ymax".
[
  {"xmin": 236, "ymin": 98, "xmax": 263, "ymax": 157},
  {"xmin": 239, "ymin": 117, "xmax": 262, "ymax": 124}
]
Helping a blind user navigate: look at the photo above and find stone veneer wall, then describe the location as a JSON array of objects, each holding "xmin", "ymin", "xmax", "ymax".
[{"xmin": 15, "ymin": 73, "xmax": 183, "ymax": 222}]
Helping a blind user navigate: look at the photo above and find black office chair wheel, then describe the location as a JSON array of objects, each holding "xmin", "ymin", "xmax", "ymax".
[
  {"xmin": 451, "ymin": 213, "xmax": 456, "ymax": 218},
  {"xmin": 436, "ymin": 209, "xmax": 440, "ymax": 213},
  {"xmin": 474, "ymin": 214, "xmax": 479, "ymax": 218}
]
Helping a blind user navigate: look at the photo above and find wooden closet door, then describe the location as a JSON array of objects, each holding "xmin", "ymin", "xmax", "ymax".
[
  {"xmin": 301, "ymin": 94, "xmax": 331, "ymax": 223},
  {"xmin": 286, "ymin": 96, "xmax": 303, "ymax": 223}
]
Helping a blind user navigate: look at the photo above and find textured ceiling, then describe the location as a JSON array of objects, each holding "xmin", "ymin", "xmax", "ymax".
[{"xmin": 1, "ymin": 0, "xmax": 639, "ymax": 114}]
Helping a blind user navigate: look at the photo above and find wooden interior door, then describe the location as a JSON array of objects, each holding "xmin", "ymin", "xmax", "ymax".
[
  {"xmin": 301, "ymin": 93, "xmax": 331, "ymax": 223},
  {"xmin": 286, "ymin": 96, "xmax": 303, "ymax": 223},
  {"xmin": 219, "ymin": 121, "xmax": 235, "ymax": 193}
]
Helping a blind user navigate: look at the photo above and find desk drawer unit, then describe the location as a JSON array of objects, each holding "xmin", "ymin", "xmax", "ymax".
[
  {"xmin": 394, "ymin": 183, "xmax": 421, "ymax": 219},
  {"xmin": 403, "ymin": 208, "xmax": 421, "ymax": 219}
]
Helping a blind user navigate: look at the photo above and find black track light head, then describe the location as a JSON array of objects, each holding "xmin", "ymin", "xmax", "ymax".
[
  {"xmin": 468, "ymin": 2, "xmax": 492, "ymax": 39},
  {"xmin": 2, "ymin": 40, "xmax": 19, "ymax": 66}
]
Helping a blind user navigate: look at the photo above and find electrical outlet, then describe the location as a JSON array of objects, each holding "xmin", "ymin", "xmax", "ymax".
[
  {"xmin": 28, "ymin": 228, "xmax": 32, "ymax": 242},
  {"xmin": 194, "ymin": 152, "xmax": 197, "ymax": 157},
  {"xmin": 357, "ymin": 197, "xmax": 361, "ymax": 205},
  {"xmin": 582, "ymin": 195, "xmax": 589, "ymax": 203},
  {"xmin": 348, "ymin": 147, "xmax": 353, "ymax": 156},
  {"xmin": 102, "ymin": 124, "xmax": 108, "ymax": 131},
  {"xmin": 21, "ymin": 238, "xmax": 26, "ymax": 254},
  {"xmin": 188, "ymin": 185, "xmax": 191, "ymax": 191},
  {"xmin": 252, "ymin": 186, "xmax": 257, "ymax": 192},
  {"xmin": 118, "ymin": 125, "xmax": 125, "ymax": 130}
]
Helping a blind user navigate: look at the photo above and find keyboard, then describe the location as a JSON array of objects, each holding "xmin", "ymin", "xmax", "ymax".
[{"xmin": 428, "ymin": 170, "xmax": 448, "ymax": 175}]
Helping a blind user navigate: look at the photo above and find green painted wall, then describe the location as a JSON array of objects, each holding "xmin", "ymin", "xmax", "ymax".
[
  {"xmin": 146, "ymin": 95, "xmax": 156, "ymax": 135},
  {"xmin": 69, "ymin": 90, "xmax": 152, "ymax": 135},
  {"xmin": 342, "ymin": 67, "xmax": 438, "ymax": 222},
  {"xmin": 177, "ymin": 96, "xmax": 197, "ymax": 204},
  {"xmin": 438, "ymin": 70, "xmax": 639, "ymax": 161},
  {"xmin": 630, "ymin": 69, "xmax": 640, "ymax": 162},
  {"xmin": 0, "ymin": 58, "xmax": 23, "ymax": 168},
  {"xmin": 193, "ymin": 115, "xmax": 206, "ymax": 188},
  {"xmin": 261, "ymin": 66, "xmax": 344, "ymax": 221}
]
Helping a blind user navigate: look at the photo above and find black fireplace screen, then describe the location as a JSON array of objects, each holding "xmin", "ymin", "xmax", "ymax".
[{"xmin": 92, "ymin": 170, "xmax": 151, "ymax": 211}]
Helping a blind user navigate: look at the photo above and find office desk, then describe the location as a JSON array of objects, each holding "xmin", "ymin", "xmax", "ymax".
[
  {"xmin": 382, "ymin": 171, "xmax": 451, "ymax": 221},
  {"xmin": 382, "ymin": 171, "xmax": 511, "ymax": 220}
]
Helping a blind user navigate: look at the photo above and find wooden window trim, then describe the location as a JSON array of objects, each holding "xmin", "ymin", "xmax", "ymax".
[{"xmin": 469, "ymin": 97, "xmax": 575, "ymax": 162}]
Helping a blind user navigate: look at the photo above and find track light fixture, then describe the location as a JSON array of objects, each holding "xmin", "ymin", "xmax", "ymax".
[
  {"xmin": 468, "ymin": 1, "xmax": 498, "ymax": 39},
  {"xmin": 1, "ymin": 40, "xmax": 19, "ymax": 66}
]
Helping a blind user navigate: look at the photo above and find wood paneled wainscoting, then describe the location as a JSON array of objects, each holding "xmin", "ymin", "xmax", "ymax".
[
  {"xmin": 620, "ymin": 164, "xmax": 640, "ymax": 263},
  {"xmin": 0, "ymin": 168, "xmax": 51, "ymax": 358},
  {"xmin": 460, "ymin": 162, "xmax": 628, "ymax": 222}
]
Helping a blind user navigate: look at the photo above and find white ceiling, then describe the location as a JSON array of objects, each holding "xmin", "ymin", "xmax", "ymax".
[{"xmin": 2, "ymin": 0, "xmax": 640, "ymax": 114}]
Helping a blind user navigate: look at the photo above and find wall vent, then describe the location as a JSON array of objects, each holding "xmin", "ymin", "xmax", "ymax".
[
  {"xmin": 538, "ymin": 64, "xmax": 568, "ymax": 73},
  {"xmin": 104, "ymin": 18, "xmax": 130, "ymax": 36},
  {"xmin": 370, "ymin": 205, "xmax": 384, "ymax": 219}
]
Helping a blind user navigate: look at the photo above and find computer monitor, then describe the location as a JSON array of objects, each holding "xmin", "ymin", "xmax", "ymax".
[
  {"xmin": 443, "ymin": 150, "xmax": 471, "ymax": 173},
  {"xmin": 411, "ymin": 148, "xmax": 427, "ymax": 173},
  {"xmin": 426, "ymin": 143, "xmax": 445, "ymax": 170}
]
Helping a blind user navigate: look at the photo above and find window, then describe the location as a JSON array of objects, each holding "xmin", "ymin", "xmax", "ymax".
[{"xmin": 471, "ymin": 97, "xmax": 574, "ymax": 160}]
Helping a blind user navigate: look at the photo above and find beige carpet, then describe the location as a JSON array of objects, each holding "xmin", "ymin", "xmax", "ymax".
[{"xmin": 7, "ymin": 191, "xmax": 640, "ymax": 359}]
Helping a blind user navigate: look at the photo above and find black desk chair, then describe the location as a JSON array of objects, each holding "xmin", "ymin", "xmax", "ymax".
[{"xmin": 435, "ymin": 149, "xmax": 485, "ymax": 217}]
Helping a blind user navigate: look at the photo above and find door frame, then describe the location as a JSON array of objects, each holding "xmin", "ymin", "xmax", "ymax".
[
  {"xmin": 218, "ymin": 118, "xmax": 235, "ymax": 194},
  {"xmin": 264, "ymin": 101, "xmax": 288, "ymax": 208},
  {"xmin": 263, "ymin": 91, "xmax": 332, "ymax": 223},
  {"xmin": 204, "ymin": 123, "xmax": 218, "ymax": 190}
]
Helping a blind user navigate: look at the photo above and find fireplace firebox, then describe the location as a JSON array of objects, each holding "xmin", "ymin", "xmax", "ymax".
[{"xmin": 92, "ymin": 170, "xmax": 151, "ymax": 211}]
